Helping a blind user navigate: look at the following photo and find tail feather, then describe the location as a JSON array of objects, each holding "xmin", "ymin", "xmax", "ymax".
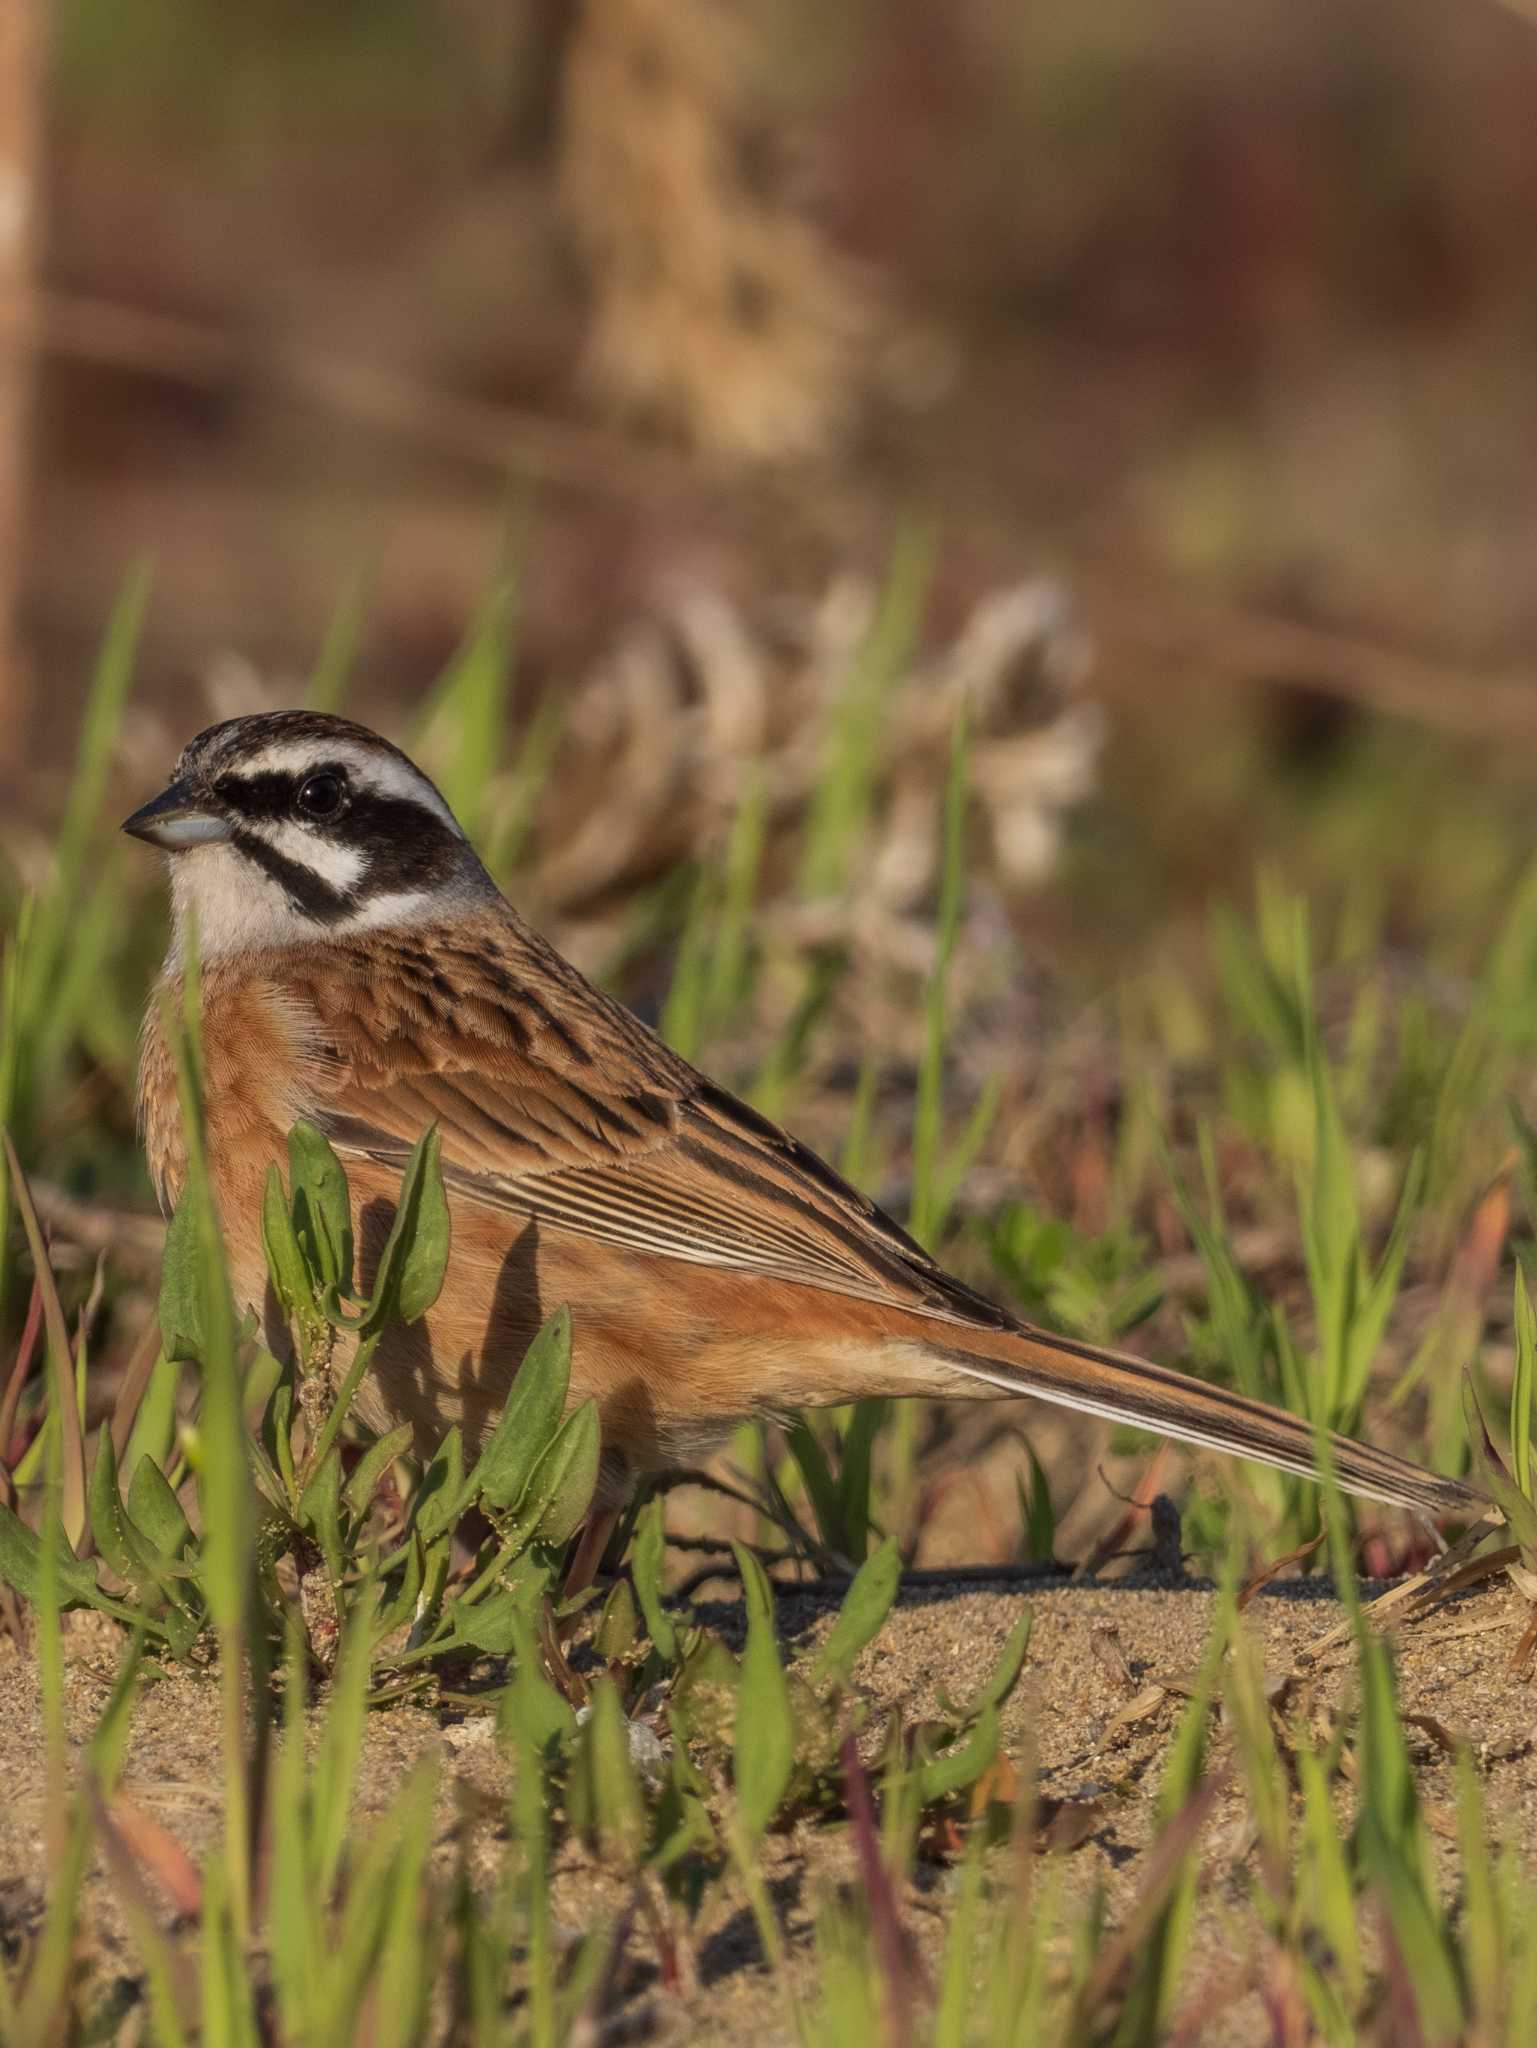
[{"xmin": 924, "ymin": 1320, "xmax": 1484, "ymax": 1521}]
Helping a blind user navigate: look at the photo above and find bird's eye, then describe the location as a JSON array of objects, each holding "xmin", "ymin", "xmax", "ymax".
[{"xmin": 297, "ymin": 771, "xmax": 345, "ymax": 820}]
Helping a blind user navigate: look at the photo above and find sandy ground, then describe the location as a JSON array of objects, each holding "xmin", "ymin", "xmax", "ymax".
[{"xmin": 0, "ymin": 1570, "xmax": 1532, "ymax": 2043}]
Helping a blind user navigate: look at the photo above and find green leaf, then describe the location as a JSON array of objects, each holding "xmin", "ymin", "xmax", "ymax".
[
  {"xmin": 499, "ymin": 1609, "xmax": 578, "ymax": 1764},
  {"xmin": 579, "ymin": 1677, "xmax": 648, "ymax": 1867},
  {"xmin": 376, "ymin": 1529, "xmax": 427, "ymax": 1638},
  {"xmin": 468, "ymin": 1307, "xmax": 573, "ymax": 1512},
  {"xmin": 1462, "ymin": 1374, "xmax": 1537, "ymax": 1559},
  {"xmin": 88, "ymin": 1428, "xmax": 166, "ymax": 1602},
  {"xmin": 449, "ymin": 1586, "xmax": 528, "ymax": 1655},
  {"xmin": 650, "ymin": 1713, "xmax": 718, "ymax": 1872},
  {"xmin": 343, "ymin": 1424, "xmax": 414, "ymax": 1519},
  {"xmin": 594, "ymin": 1577, "xmax": 638, "ymax": 1662},
  {"xmin": 361, "ymin": 1125, "xmax": 450, "ymax": 1333},
  {"xmin": 260, "ymin": 1162, "xmax": 314, "ymax": 1324},
  {"xmin": 0, "ymin": 1500, "xmax": 158, "ymax": 1628},
  {"xmin": 158, "ymin": 1195, "xmax": 207, "ymax": 1363},
  {"xmin": 938, "ymin": 1612, "xmax": 1033, "ymax": 1727},
  {"xmin": 730, "ymin": 1541, "xmax": 794, "ymax": 1839},
  {"xmin": 916, "ymin": 1704, "xmax": 999, "ymax": 1806},
  {"xmin": 1016, "ymin": 1442, "xmax": 1056, "ymax": 1563},
  {"xmin": 268, "ymin": 1380, "xmax": 297, "ymax": 1505},
  {"xmin": 785, "ymin": 1418, "xmax": 846, "ymax": 1558},
  {"xmin": 836, "ymin": 1400, "xmax": 883, "ymax": 1562},
  {"xmin": 503, "ymin": 1400, "xmax": 600, "ymax": 1550},
  {"xmin": 299, "ymin": 1453, "xmax": 345, "ymax": 1591},
  {"xmin": 125, "ymin": 1456, "xmax": 192, "ymax": 1561},
  {"xmin": 669, "ymin": 1629, "xmax": 741, "ymax": 1753},
  {"xmin": 287, "ymin": 1120, "xmax": 355, "ymax": 1301},
  {"xmin": 414, "ymin": 1426, "xmax": 467, "ymax": 1544},
  {"xmin": 810, "ymin": 1535, "xmax": 900, "ymax": 1686},
  {"xmin": 631, "ymin": 1494, "xmax": 678, "ymax": 1664}
]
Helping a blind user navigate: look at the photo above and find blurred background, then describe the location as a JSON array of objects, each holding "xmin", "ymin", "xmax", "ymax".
[
  {"xmin": 8, "ymin": 0, "xmax": 1537, "ymax": 1566},
  {"xmin": 11, "ymin": 0, "xmax": 1537, "ymax": 836}
]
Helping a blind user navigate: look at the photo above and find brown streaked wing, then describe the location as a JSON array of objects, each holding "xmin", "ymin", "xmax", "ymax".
[{"xmin": 283, "ymin": 916, "xmax": 1012, "ymax": 1330}]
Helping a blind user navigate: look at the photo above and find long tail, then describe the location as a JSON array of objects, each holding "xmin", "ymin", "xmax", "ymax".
[{"xmin": 917, "ymin": 1318, "xmax": 1484, "ymax": 1521}]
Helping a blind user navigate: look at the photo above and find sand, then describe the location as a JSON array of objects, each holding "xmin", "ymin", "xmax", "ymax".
[{"xmin": 0, "ymin": 1569, "xmax": 1531, "ymax": 2043}]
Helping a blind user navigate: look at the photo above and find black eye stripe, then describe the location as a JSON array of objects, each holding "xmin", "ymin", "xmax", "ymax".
[{"xmin": 214, "ymin": 763, "xmax": 351, "ymax": 822}]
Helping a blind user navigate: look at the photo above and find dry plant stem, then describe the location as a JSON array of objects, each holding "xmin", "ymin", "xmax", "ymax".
[
  {"xmin": 1511, "ymin": 1602, "xmax": 1537, "ymax": 1679},
  {"xmin": 1300, "ymin": 1511, "xmax": 1510, "ymax": 1663},
  {"xmin": 562, "ymin": 1507, "xmax": 620, "ymax": 1601}
]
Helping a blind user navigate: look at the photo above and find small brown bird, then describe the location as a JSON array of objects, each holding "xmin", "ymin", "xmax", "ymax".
[{"xmin": 126, "ymin": 712, "xmax": 1479, "ymax": 1524}]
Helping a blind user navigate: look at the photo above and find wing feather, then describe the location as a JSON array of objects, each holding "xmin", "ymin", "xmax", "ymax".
[{"xmin": 280, "ymin": 913, "xmax": 1005, "ymax": 1328}]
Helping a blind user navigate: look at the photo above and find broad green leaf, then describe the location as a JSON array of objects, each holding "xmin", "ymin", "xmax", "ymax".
[
  {"xmin": 810, "ymin": 1535, "xmax": 900, "ymax": 1685},
  {"xmin": 730, "ymin": 1540, "xmax": 794, "ymax": 1839},
  {"xmin": 299, "ymin": 1453, "xmax": 345, "ymax": 1592},
  {"xmin": 87, "ymin": 1429, "xmax": 166, "ymax": 1602},
  {"xmin": 505, "ymin": 1400, "xmax": 600, "ymax": 1550},
  {"xmin": 125, "ymin": 1455, "xmax": 192, "ymax": 1561},
  {"xmin": 670, "ymin": 1629, "xmax": 743, "ymax": 1753},
  {"xmin": 362, "ymin": 1125, "xmax": 450, "ymax": 1332},
  {"xmin": 1016, "ymin": 1442, "xmax": 1056, "ymax": 1563},
  {"xmin": 468, "ymin": 1306, "xmax": 573, "ymax": 1512},
  {"xmin": 158, "ymin": 1196, "xmax": 206, "ymax": 1364},
  {"xmin": 414, "ymin": 1426, "xmax": 466, "ymax": 1544},
  {"xmin": 287, "ymin": 1120, "xmax": 355, "ymax": 1300},
  {"xmin": 448, "ymin": 1586, "xmax": 528, "ymax": 1655},
  {"xmin": 268, "ymin": 1380, "xmax": 297, "ymax": 1504},
  {"xmin": 260, "ymin": 1162, "xmax": 314, "ymax": 1323},
  {"xmin": 376, "ymin": 1529, "xmax": 427, "ymax": 1638},
  {"xmin": 0, "ymin": 1500, "xmax": 157, "ymax": 1628},
  {"xmin": 836, "ymin": 1399, "xmax": 883, "ymax": 1562},
  {"xmin": 594, "ymin": 1577, "xmax": 638, "ymax": 1662}
]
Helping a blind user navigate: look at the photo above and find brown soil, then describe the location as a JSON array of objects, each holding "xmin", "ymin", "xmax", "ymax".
[{"xmin": 0, "ymin": 1572, "xmax": 1531, "ymax": 2044}]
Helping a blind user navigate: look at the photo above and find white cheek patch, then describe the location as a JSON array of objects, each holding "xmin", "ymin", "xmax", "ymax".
[
  {"xmin": 243, "ymin": 819, "xmax": 368, "ymax": 893},
  {"xmin": 329, "ymin": 888, "xmax": 450, "ymax": 934}
]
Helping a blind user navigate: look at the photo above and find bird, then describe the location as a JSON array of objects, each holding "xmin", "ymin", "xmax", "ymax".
[{"xmin": 124, "ymin": 710, "xmax": 1481, "ymax": 1529}]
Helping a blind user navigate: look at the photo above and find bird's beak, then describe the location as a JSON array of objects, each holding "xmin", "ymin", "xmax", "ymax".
[{"xmin": 121, "ymin": 779, "xmax": 232, "ymax": 850}]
